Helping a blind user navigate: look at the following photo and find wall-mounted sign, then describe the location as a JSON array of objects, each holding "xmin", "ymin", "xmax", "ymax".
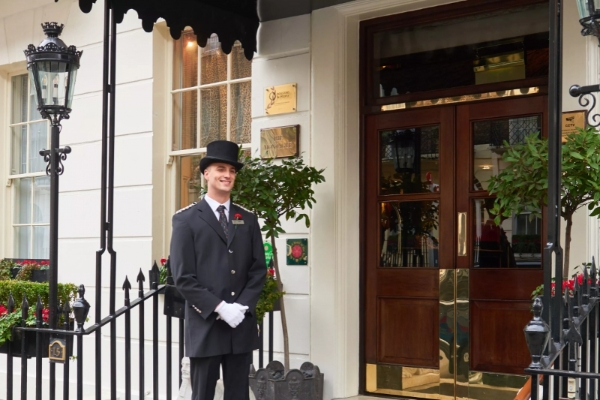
[
  {"xmin": 264, "ymin": 242, "xmax": 273, "ymax": 267},
  {"xmin": 562, "ymin": 110, "xmax": 586, "ymax": 142},
  {"xmin": 265, "ymin": 83, "xmax": 297, "ymax": 115},
  {"xmin": 286, "ymin": 239, "xmax": 308, "ymax": 266},
  {"xmin": 260, "ymin": 125, "xmax": 300, "ymax": 159}
]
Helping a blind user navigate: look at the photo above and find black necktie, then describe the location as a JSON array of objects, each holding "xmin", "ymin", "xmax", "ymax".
[{"xmin": 217, "ymin": 205, "xmax": 228, "ymax": 238}]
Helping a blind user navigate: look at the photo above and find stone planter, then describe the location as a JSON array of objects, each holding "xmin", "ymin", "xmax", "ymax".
[
  {"xmin": 31, "ymin": 269, "xmax": 49, "ymax": 283},
  {"xmin": 249, "ymin": 361, "xmax": 323, "ymax": 400}
]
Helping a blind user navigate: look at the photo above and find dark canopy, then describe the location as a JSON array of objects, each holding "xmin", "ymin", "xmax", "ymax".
[{"xmin": 76, "ymin": 0, "xmax": 259, "ymax": 60}]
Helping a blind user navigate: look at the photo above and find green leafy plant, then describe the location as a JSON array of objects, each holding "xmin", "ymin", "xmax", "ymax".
[
  {"xmin": 0, "ymin": 311, "xmax": 23, "ymax": 346},
  {"xmin": 0, "ymin": 259, "xmax": 17, "ymax": 281},
  {"xmin": 158, "ymin": 258, "xmax": 168, "ymax": 285},
  {"xmin": 256, "ymin": 268, "xmax": 285, "ymax": 324},
  {"xmin": 0, "ymin": 281, "xmax": 77, "ymax": 347},
  {"xmin": 231, "ymin": 154, "xmax": 325, "ymax": 370},
  {"xmin": 488, "ymin": 127, "xmax": 600, "ymax": 277}
]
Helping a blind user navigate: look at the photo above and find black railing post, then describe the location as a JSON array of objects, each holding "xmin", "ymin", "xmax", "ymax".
[
  {"xmin": 258, "ymin": 320, "xmax": 264, "ymax": 368},
  {"xmin": 63, "ymin": 301, "xmax": 72, "ymax": 400},
  {"xmin": 138, "ymin": 269, "xmax": 146, "ymax": 399},
  {"xmin": 35, "ymin": 295, "xmax": 43, "ymax": 399},
  {"xmin": 6, "ymin": 293, "xmax": 14, "ymax": 400},
  {"xmin": 123, "ymin": 277, "xmax": 132, "ymax": 400},
  {"xmin": 19, "ymin": 295, "xmax": 28, "ymax": 400},
  {"xmin": 150, "ymin": 262, "xmax": 160, "ymax": 400}
]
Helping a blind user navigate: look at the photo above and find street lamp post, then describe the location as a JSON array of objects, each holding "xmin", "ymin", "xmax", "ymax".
[{"xmin": 24, "ymin": 22, "xmax": 82, "ymax": 331}]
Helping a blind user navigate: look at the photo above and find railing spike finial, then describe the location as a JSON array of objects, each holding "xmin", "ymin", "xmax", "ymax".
[
  {"xmin": 137, "ymin": 268, "xmax": 146, "ymax": 297},
  {"xmin": 123, "ymin": 276, "xmax": 132, "ymax": 306},
  {"xmin": 72, "ymin": 284, "xmax": 90, "ymax": 332},
  {"xmin": 524, "ymin": 297, "xmax": 550, "ymax": 369},
  {"xmin": 7, "ymin": 292, "xmax": 15, "ymax": 313},
  {"xmin": 36, "ymin": 295, "xmax": 44, "ymax": 326},
  {"xmin": 21, "ymin": 294, "xmax": 29, "ymax": 320},
  {"xmin": 149, "ymin": 261, "xmax": 160, "ymax": 290}
]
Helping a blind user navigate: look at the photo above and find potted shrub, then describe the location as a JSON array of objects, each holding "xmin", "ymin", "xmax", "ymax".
[
  {"xmin": 230, "ymin": 154, "xmax": 325, "ymax": 400},
  {"xmin": 31, "ymin": 261, "xmax": 49, "ymax": 283}
]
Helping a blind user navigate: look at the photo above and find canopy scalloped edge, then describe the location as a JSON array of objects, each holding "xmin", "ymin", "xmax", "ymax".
[{"xmin": 75, "ymin": 0, "xmax": 258, "ymax": 60}]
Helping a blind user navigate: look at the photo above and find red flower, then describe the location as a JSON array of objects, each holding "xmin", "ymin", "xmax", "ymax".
[
  {"xmin": 41, "ymin": 308, "xmax": 49, "ymax": 323},
  {"xmin": 160, "ymin": 258, "xmax": 167, "ymax": 266},
  {"xmin": 267, "ymin": 268, "xmax": 275, "ymax": 277},
  {"xmin": 0, "ymin": 305, "xmax": 7, "ymax": 316},
  {"xmin": 234, "ymin": 213, "xmax": 243, "ymax": 220}
]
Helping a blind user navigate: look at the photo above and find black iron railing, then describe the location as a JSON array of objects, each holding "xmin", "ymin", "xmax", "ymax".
[
  {"xmin": 525, "ymin": 258, "xmax": 600, "ymax": 399},
  {"xmin": 1, "ymin": 262, "xmax": 185, "ymax": 400}
]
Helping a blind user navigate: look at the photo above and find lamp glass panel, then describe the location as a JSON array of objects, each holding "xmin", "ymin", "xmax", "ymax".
[
  {"xmin": 577, "ymin": 0, "xmax": 590, "ymax": 18},
  {"xmin": 66, "ymin": 68, "xmax": 78, "ymax": 109},
  {"xmin": 35, "ymin": 61, "xmax": 68, "ymax": 109},
  {"xmin": 29, "ymin": 72, "xmax": 42, "ymax": 120}
]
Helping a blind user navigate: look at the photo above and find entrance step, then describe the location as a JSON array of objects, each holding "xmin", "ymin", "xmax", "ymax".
[{"xmin": 334, "ymin": 396, "xmax": 413, "ymax": 400}]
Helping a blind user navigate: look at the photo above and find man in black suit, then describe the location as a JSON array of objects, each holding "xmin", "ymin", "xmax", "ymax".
[{"xmin": 170, "ymin": 140, "xmax": 266, "ymax": 400}]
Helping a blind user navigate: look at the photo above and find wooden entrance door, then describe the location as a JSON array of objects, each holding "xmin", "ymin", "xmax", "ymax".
[{"xmin": 364, "ymin": 95, "xmax": 546, "ymax": 400}]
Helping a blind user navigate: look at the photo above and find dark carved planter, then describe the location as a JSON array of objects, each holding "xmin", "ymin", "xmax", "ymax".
[
  {"xmin": 31, "ymin": 270, "xmax": 49, "ymax": 283},
  {"xmin": 249, "ymin": 361, "xmax": 324, "ymax": 400},
  {"xmin": 163, "ymin": 284, "xmax": 185, "ymax": 319}
]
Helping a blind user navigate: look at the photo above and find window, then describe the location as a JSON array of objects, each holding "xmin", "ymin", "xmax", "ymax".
[
  {"xmin": 8, "ymin": 74, "xmax": 50, "ymax": 258},
  {"xmin": 171, "ymin": 32, "xmax": 252, "ymax": 208}
]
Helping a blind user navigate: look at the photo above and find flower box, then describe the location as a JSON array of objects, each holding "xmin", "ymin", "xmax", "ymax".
[
  {"xmin": 31, "ymin": 270, "xmax": 49, "ymax": 283},
  {"xmin": 0, "ymin": 324, "xmax": 74, "ymax": 359}
]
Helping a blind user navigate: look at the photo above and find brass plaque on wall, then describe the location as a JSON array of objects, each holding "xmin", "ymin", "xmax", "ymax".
[
  {"xmin": 562, "ymin": 110, "xmax": 586, "ymax": 142},
  {"xmin": 265, "ymin": 83, "xmax": 297, "ymax": 115},
  {"xmin": 260, "ymin": 125, "xmax": 300, "ymax": 159}
]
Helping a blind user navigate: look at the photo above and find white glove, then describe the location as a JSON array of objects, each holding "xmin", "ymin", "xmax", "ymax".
[
  {"xmin": 215, "ymin": 302, "xmax": 246, "ymax": 328},
  {"xmin": 233, "ymin": 303, "xmax": 249, "ymax": 313}
]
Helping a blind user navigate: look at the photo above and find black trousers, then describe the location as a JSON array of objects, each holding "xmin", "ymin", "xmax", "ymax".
[{"xmin": 190, "ymin": 352, "xmax": 251, "ymax": 400}]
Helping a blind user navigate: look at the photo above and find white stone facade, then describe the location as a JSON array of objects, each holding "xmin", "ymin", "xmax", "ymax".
[{"xmin": 0, "ymin": 0, "xmax": 599, "ymax": 399}]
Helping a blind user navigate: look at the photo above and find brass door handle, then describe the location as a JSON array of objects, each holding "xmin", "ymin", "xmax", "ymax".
[{"xmin": 458, "ymin": 212, "xmax": 467, "ymax": 257}]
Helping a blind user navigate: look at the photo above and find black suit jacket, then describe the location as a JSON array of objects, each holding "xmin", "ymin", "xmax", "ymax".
[{"xmin": 170, "ymin": 198, "xmax": 266, "ymax": 357}]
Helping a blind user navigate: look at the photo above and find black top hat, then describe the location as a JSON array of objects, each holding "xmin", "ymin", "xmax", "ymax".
[{"xmin": 200, "ymin": 140, "xmax": 244, "ymax": 173}]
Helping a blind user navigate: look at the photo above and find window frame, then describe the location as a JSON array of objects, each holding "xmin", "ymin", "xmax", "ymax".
[
  {"xmin": 168, "ymin": 33, "xmax": 252, "ymax": 210},
  {"xmin": 6, "ymin": 71, "xmax": 51, "ymax": 259}
]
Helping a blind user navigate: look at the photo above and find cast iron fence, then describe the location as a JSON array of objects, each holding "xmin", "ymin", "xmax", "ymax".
[
  {"xmin": 1, "ymin": 262, "xmax": 185, "ymax": 400},
  {"xmin": 525, "ymin": 258, "xmax": 600, "ymax": 400}
]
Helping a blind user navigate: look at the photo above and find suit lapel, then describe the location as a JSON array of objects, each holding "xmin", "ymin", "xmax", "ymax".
[
  {"xmin": 197, "ymin": 199, "xmax": 227, "ymax": 244},
  {"xmin": 227, "ymin": 204, "xmax": 238, "ymax": 248}
]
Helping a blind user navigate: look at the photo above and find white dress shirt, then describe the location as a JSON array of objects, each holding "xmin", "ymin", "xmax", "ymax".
[{"xmin": 204, "ymin": 194, "xmax": 230, "ymax": 222}]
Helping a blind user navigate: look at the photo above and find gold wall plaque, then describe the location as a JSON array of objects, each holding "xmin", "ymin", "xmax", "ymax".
[
  {"xmin": 265, "ymin": 83, "xmax": 297, "ymax": 115},
  {"xmin": 260, "ymin": 125, "xmax": 300, "ymax": 159},
  {"xmin": 562, "ymin": 110, "xmax": 586, "ymax": 142}
]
